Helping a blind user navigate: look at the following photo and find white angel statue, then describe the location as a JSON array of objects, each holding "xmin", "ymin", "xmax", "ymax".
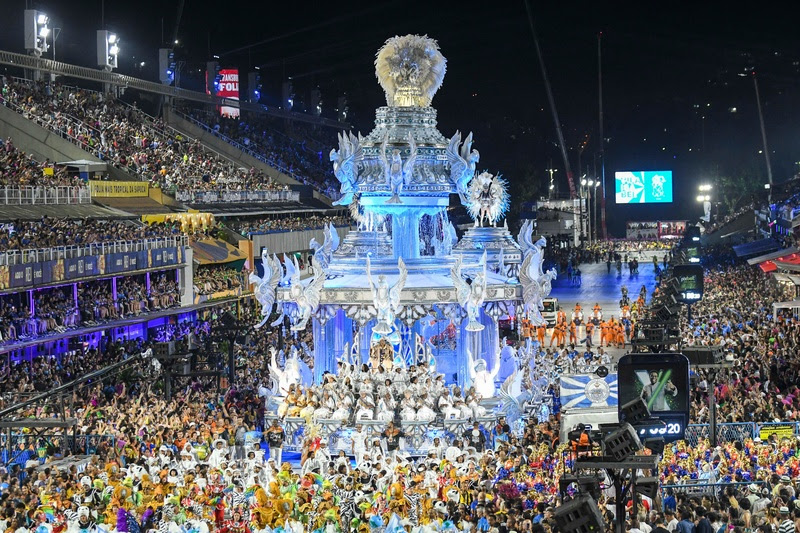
[
  {"xmin": 287, "ymin": 257, "xmax": 326, "ymax": 331},
  {"xmin": 519, "ymin": 237, "xmax": 557, "ymax": 326},
  {"xmin": 380, "ymin": 132, "xmax": 417, "ymax": 204},
  {"xmin": 451, "ymin": 252, "xmax": 488, "ymax": 331},
  {"xmin": 467, "ymin": 346, "xmax": 500, "ymax": 399},
  {"xmin": 446, "ymin": 130, "xmax": 480, "ymax": 202},
  {"xmin": 330, "ymin": 131, "xmax": 364, "ymax": 206},
  {"xmin": 248, "ymin": 249, "xmax": 282, "ymax": 329},
  {"xmin": 366, "ymin": 256, "xmax": 408, "ymax": 335}
]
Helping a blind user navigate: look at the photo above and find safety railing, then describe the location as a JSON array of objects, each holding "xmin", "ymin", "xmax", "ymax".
[
  {"xmin": 1, "ymin": 433, "xmax": 116, "ymax": 467},
  {"xmin": 683, "ymin": 421, "xmax": 800, "ymax": 446},
  {"xmin": 0, "ymin": 185, "xmax": 91, "ymax": 205},
  {"xmin": 175, "ymin": 189, "xmax": 300, "ymax": 204},
  {"xmin": 0, "ymin": 235, "xmax": 188, "ymax": 267},
  {"xmin": 660, "ymin": 481, "xmax": 766, "ymax": 502}
]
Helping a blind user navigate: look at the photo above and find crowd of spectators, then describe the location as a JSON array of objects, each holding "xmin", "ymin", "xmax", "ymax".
[
  {"xmin": 0, "ymin": 218, "xmax": 180, "ymax": 254},
  {"xmin": 180, "ymin": 107, "xmax": 340, "ymax": 199},
  {"xmin": 229, "ymin": 214, "xmax": 351, "ymax": 236},
  {"xmin": 544, "ymin": 238, "xmax": 674, "ymax": 273},
  {"xmin": 702, "ymin": 203, "xmax": 756, "ymax": 235},
  {"xmin": 7, "ymin": 189, "xmax": 800, "ymax": 533},
  {"xmin": 683, "ymin": 256, "xmax": 800, "ymax": 425},
  {"xmin": 0, "ymin": 138, "xmax": 83, "ymax": 189},
  {"xmin": 0, "ymin": 275, "xmax": 179, "ymax": 343},
  {"xmin": 193, "ymin": 266, "xmax": 244, "ymax": 296},
  {"xmin": 0, "ymin": 80, "xmax": 286, "ymax": 195}
]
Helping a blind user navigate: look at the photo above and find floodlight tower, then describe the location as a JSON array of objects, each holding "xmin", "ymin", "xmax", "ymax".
[
  {"xmin": 97, "ymin": 30, "xmax": 119, "ymax": 71},
  {"xmin": 24, "ymin": 10, "xmax": 50, "ymax": 81},
  {"xmin": 97, "ymin": 30, "xmax": 119, "ymax": 94},
  {"xmin": 24, "ymin": 10, "xmax": 50, "ymax": 57}
]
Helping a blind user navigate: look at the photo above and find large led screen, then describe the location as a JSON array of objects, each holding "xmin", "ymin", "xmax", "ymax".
[{"xmin": 615, "ymin": 171, "xmax": 673, "ymax": 204}]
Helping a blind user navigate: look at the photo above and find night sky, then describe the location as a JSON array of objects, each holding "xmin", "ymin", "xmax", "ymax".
[{"xmin": 2, "ymin": 1, "xmax": 799, "ymax": 235}]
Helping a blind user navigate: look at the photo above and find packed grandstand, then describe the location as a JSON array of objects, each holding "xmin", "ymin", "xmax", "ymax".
[{"xmin": 2, "ymin": 32, "xmax": 800, "ymax": 533}]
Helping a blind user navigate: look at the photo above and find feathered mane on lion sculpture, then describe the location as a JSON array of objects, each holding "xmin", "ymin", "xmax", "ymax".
[{"xmin": 375, "ymin": 35, "xmax": 447, "ymax": 108}]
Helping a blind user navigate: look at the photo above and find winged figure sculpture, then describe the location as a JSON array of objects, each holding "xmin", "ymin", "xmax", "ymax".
[
  {"xmin": 330, "ymin": 131, "xmax": 364, "ymax": 206},
  {"xmin": 451, "ymin": 252, "xmax": 488, "ymax": 331},
  {"xmin": 288, "ymin": 257, "xmax": 326, "ymax": 331},
  {"xmin": 248, "ymin": 249, "xmax": 282, "ymax": 329},
  {"xmin": 380, "ymin": 132, "xmax": 417, "ymax": 204}
]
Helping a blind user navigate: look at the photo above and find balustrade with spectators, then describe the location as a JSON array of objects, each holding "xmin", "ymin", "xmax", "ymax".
[
  {"xmin": 175, "ymin": 188, "xmax": 299, "ymax": 204},
  {"xmin": 0, "ymin": 185, "xmax": 90, "ymax": 205}
]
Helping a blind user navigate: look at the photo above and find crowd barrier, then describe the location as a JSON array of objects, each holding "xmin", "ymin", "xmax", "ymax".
[
  {"xmin": 1, "ymin": 433, "xmax": 115, "ymax": 467},
  {"xmin": 175, "ymin": 189, "xmax": 300, "ymax": 204},
  {"xmin": 660, "ymin": 481, "xmax": 767, "ymax": 502},
  {"xmin": 683, "ymin": 421, "xmax": 799, "ymax": 446},
  {"xmin": 1, "ymin": 186, "xmax": 91, "ymax": 205}
]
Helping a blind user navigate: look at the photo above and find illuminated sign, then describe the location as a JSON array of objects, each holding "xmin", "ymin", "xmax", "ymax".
[
  {"xmin": 217, "ymin": 68, "xmax": 240, "ymax": 118},
  {"xmin": 615, "ymin": 171, "xmax": 673, "ymax": 204},
  {"xmin": 673, "ymin": 264, "xmax": 704, "ymax": 303}
]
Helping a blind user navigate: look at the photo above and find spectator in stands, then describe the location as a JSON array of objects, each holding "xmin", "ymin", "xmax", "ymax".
[{"xmin": 229, "ymin": 214, "xmax": 351, "ymax": 235}]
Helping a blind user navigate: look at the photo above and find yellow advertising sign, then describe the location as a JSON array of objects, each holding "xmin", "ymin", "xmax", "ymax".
[
  {"xmin": 759, "ymin": 424, "xmax": 796, "ymax": 440},
  {"xmin": 89, "ymin": 180, "xmax": 149, "ymax": 197}
]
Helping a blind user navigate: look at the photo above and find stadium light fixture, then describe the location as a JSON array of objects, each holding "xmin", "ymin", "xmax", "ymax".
[
  {"xmin": 97, "ymin": 30, "xmax": 119, "ymax": 71},
  {"xmin": 24, "ymin": 10, "xmax": 50, "ymax": 56}
]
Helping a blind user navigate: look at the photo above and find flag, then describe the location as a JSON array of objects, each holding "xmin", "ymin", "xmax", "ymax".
[{"xmin": 559, "ymin": 373, "xmax": 618, "ymax": 409}]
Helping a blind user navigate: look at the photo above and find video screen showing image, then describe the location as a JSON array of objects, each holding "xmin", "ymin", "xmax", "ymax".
[
  {"xmin": 615, "ymin": 171, "xmax": 673, "ymax": 204},
  {"xmin": 618, "ymin": 367, "xmax": 688, "ymax": 413}
]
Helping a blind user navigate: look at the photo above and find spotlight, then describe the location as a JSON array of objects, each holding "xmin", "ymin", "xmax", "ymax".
[
  {"xmin": 643, "ymin": 437, "xmax": 665, "ymax": 456},
  {"xmin": 108, "ymin": 33, "xmax": 117, "ymax": 44},
  {"xmin": 552, "ymin": 494, "xmax": 605, "ymax": 533},
  {"xmin": 636, "ymin": 476, "xmax": 660, "ymax": 500},
  {"xmin": 559, "ymin": 474, "xmax": 604, "ymax": 501},
  {"xmin": 37, "ymin": 13, "xmax": 48, "ymax": 24},
  {"xmin": 602, "ymin": 423, "xmax": 642, "ymax": 461},
  {"xmin": 620, "ymin": 397, "xmax": 651, "ymax": 426}
]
